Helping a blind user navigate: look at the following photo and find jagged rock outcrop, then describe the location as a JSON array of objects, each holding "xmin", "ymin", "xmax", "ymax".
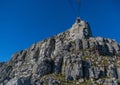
[
  {"xmin": 0, "ymin": 18, "xmax": 120, "ymax": 85},
  {"xmin": 70, "ymin": 17, "xmax": 92, "ymax": 40}
]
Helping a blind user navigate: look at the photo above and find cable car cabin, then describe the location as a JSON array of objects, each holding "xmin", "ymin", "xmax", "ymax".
[{"xmin": 76, "ymin": 17, "xmax": 81, "ymax": 23}]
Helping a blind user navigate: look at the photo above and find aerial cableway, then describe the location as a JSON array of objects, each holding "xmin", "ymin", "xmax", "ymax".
[{"xmin": 68, "ymin": 0, "xmax": 81, "ymax": 17}]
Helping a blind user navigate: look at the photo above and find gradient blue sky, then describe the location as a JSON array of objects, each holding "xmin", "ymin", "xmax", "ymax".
[{"xmin": 0, "ymin": 0, "xmax": 120, "ymax": 62}]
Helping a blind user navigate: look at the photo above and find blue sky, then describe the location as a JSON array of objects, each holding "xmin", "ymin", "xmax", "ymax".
[{"xmin": 0, "ymin": 0, "xmax": 120, "ymax": 62}]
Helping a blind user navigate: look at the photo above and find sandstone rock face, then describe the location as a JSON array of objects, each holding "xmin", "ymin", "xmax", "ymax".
[
  {"xmin": 0, "ymin": 18, "xmax": 120, "ymax": 85},
  {"xmin": 70, "ymin": 17, "xmax": 92, "ymax": 40}
]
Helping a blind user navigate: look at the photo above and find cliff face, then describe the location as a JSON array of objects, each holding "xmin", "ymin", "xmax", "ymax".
[{"xmin": 0, "ymin": 18, "xmax": 120, "ymax": 85}]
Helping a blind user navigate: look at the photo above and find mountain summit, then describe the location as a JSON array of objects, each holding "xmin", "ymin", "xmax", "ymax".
[
  {"xmin": 69, "ymin": 17, "xmax": 92, "ymax": 40},
  {"xmin": 0, "ymin": 19, "xmax": 120, "ymax": 85}
]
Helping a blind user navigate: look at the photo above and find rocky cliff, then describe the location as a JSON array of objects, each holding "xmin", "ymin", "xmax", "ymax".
[{"xmin": 0, "ymin": 18, "xmax": 120, "ymax": 85}]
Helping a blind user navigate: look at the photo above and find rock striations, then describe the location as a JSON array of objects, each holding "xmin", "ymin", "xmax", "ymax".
[{"xmin": 0, "ymin": 18, "xmax": 120, "ymax": 85}]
